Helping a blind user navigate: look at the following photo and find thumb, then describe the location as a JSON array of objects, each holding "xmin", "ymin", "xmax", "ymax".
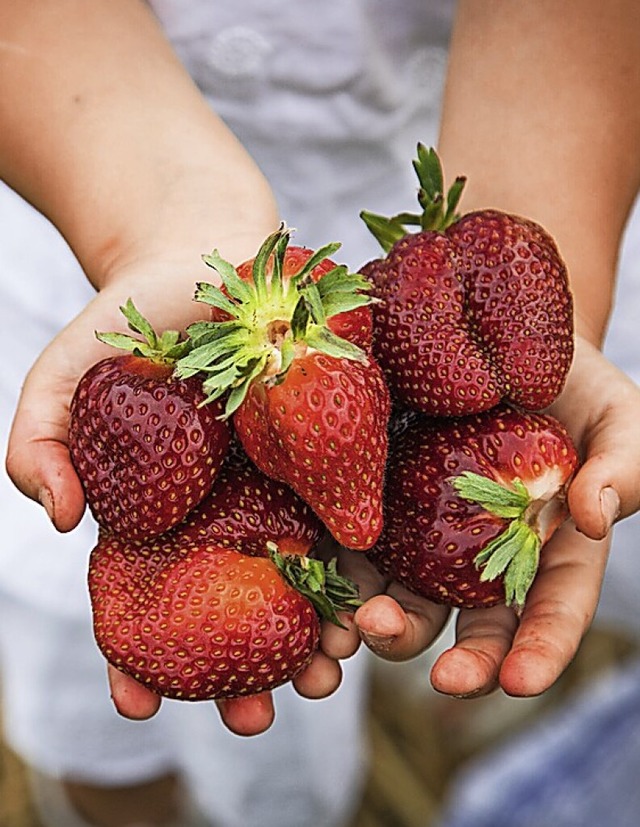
[
  {"xmin": 569, "ymin": 465, "xmax": 622, "ymax": 543},
  {"xmin": 6, "ymin": 369, "xmax": 86, "ymax": 534},
  {"xmin": 567, "ymin": 409, "xmax": 640, "ymax": 540},
  {"xmin": 549, "ymin": 337, "xmax": 640, "ymax": 541}
]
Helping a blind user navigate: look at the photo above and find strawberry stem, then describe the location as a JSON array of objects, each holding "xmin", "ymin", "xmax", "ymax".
[
  {"xmin": 175, "ymin": 224, "xmax": 373, "ymax": 414},
  {"xmin": 268, "ymin": 544, "xmax": 362, "ymax": 629},
  {"xmin": 452, "ymin": 470, "xmax": 542, "ymax": 610},
  {"xmin": 360, "ymin": 144, "xmax": 467, "ymax": 252}
]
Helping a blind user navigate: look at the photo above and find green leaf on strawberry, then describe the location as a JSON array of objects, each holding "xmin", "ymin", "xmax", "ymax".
[
  {"xmin": 176, "ymin": 224, "xmax": 373, "ymax": 415},
  {"xmin": 269, "ymin": 543, "xmax": 362, "ymax": 628},
  {"xmin": 96, "ymin": 298, "xmax": 193, "ymax": 363},
  {"xmin": 453, "ymin": 471, "xmax": 545, "ymax": 608},
  {"xmin": 360, "ymin": 143, "xmax": 467, "ymax": 251}
]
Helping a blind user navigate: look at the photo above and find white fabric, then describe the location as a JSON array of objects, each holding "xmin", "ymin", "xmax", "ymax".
[{"xmin": 29, "ymin": 767, "xmax": 212, "ymax": 827}]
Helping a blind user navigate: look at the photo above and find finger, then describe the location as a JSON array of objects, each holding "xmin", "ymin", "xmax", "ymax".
[
  {"xmin": 6, "ymin": 364, "xmax": 86, "ymax": 533},
  {"xmin": 320, "ymin": 610, "xmax": 361, "ymax": 661},
  {"xmin": 355, "ymin": 589, "xmax": 450, "ymax": 662},
  {"xmin": 5, "ymin": 427, "xmax": 86, "ymax": 532},
  {"xmin": 319, "ymin": 548, "xmax": 382, "ymax": 661},
  {"xmin": 216, "ymin": 693, "xmax": 275, "ymax": 736},
  {"xmin": 429, "ymin": 604, "xmax": 518, "ymax": 697},
  {"xmin": 568, "ymin": 446, "xmax": 634, "ymax": 540},
  {"xmin": 565, "ymin": 359, "xmax": 640, "ymax": 537},
  {"xmin": 499, "ymin": 526, "xmax": 609, "ymax": 697},
  {"xmin": 551, "ymin": 338, "xmax": 640, "ymax": 539},
  {"xmin": 292, "ymin": 648, "xmax": 343, "ymax": 699},
  {"xmin": 4, "ymin": 290, "xmax": 131, "ymax": 532},
  {"xmin": 107, "ymin": 665, "xmax": 162, "ymax": 720}
]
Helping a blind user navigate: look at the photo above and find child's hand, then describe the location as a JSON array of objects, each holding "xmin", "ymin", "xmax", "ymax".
[{"xmin": 322, "ymin": 337, "xmax": 640, "ymax": 699}]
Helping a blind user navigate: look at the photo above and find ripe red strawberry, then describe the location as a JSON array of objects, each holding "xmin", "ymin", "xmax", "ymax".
[
  {"xmin": 175, "ymin": 442, "xmax": 324, "ymax": 557},
  {"xmin": 89, "ymin": 538, "xmax": 360, "ymax": 700},
  {"xmin": 69, "ymin": 300, "xmax": 231, "ymax": 540},
  {"xmin": 368, "ymin": 404, "xmax": 579, "ymax": 609},
  {"xmin": 177, "ymin": 226, "xmax": 391, "ymax": 550},
  {"xmin": 361, "ymin": 145, "xmax": 574, "ymax": 416},
  {"xmin": 234, "ymin": 351, "xmax": 389, "ymax": 550}
]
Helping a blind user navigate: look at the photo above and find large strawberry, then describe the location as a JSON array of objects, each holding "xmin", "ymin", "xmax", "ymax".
[
  {"xmin": 175, "ymin": 442, "xmax": 324, "ymax": 557},
  {"xmin": 176, "ymin": 226, "xmax": 391, "ymax": 550},
  {"xmin": 89, "ymin": 537, "xmax": 360, "ymax": 700},
  {"xmin": 69, "ymin": 300, "xmax": 230, "ymax": 540},
  {"xmin": 361, "ymin": 145, "xmax": 574, "ymax": 416},
  {"xmin": 368, "ymin": 404, "xmax": 579, "ymax": 610}
]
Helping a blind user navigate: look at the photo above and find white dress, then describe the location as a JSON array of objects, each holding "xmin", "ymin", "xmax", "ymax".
[{"xmin": 0, "ymin": 2, "xmax": 455, "ymax": 825}]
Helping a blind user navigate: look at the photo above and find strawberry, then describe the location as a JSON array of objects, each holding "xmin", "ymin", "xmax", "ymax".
[
  {"xmin": 361, "ymin": 145, "xmax": 574, "ymax": 416},
  {"xmin": 176, "ymin": 226, "xmax": 391, "ymax": 550},
  {"xmin": 175, "ymin": 442, "xmax": 324, "ymax": 557},
  {"xmin": 89, "ymin": 538, "xmax": 360, "ymax": 700},
  {"xmin": 69, "ymin": 300, "xmax": 231, "ymax": 540},
  {"xmin": 368, "ymin": 404, "xmax": 579, "ymax": 610}
]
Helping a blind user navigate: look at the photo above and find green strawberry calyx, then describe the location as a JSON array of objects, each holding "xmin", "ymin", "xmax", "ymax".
[
  {"xmin": 96, "ymin": 298, "xmax": 192, "ymax": 364},
  {"xmin": 268, "ymin": 543, "xmax": 362, "ymax": 629},
  {"xmin": 452, "ymin": 470, "xmax": 569, "ymax": 611},
  {"xmin": 360, "ymin": 143, "xmax": 467, "ymax": 252},
  {"xmin": 175, "ymin": 224, "xmax": 373, "ymax": 415}
]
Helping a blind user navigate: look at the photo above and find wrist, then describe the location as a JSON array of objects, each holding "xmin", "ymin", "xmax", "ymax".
[
  {"xmin": 79, "ymin": 162, "xmax": 280, "ymax": 291},
  {"xmin": 95, "ymin": 223, "xmax": 280, "ymax": 336}
]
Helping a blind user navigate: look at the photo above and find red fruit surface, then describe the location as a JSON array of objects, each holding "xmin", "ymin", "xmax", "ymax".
[
  {"xmin": 89, "ymin": 539, "xmax": 320, "ymax": 700},
  {"xmin": 368, "ymin": 404, "xmax": 578, "ymax": 608},
  {"xmin": 176, "ymin": 445, "xmax": 324, "ymax": 556},
  {"xmin": 367, "ymin": 232, "xmax": 503, "ymax": 415},
  {"xmin": 69, "ymin": 355, "xmax": 230, "ymax": 540},
  {"xmin": 234, "ymin": 351, "xmax": 391, "ymax": 550},
  {"xmin": 367, "ymin": 210, "xmax": 573, "ymax": 416}
]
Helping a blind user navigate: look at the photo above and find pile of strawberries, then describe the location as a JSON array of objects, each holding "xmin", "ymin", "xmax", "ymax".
[{"xmin": 68, "ymin": 147, "xmax": 577, "ymax": 702}]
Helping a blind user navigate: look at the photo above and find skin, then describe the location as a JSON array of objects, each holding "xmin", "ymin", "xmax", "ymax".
[{"xmin": 2, "ymin": 0, "xmax": 640, "ymax": 820}]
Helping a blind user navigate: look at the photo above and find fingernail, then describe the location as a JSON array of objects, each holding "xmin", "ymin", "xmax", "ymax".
[
  {"xmin": 360, "ymin": 631, "xmax": 396, "ymax": 652},
  {"xmin": 600, "ymin": 486, "xmax": 621, "ymax": 534},
  {"xmin": 38, "ymin": 486, "xmax": 55, "ymax": 523},
  {"xmin": 452, "ymin": 689, "xmax": 483, "ymax": 700}
]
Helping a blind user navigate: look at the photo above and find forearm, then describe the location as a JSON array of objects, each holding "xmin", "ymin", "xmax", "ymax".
[
  {"xmin": 438, "ymin": 0, "xmax": 640, "ymax": 346},
  {"xmin": 0, "ymin": 0, "xmax": 278, "ymax": 290}
]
